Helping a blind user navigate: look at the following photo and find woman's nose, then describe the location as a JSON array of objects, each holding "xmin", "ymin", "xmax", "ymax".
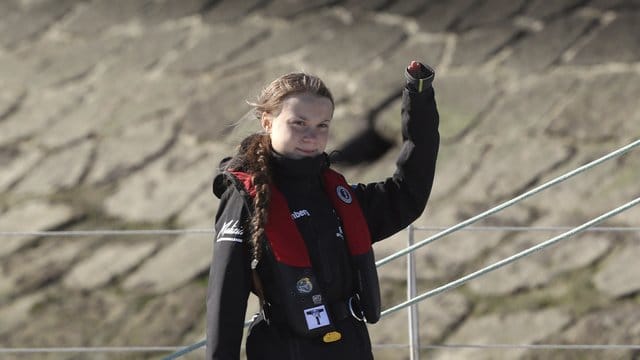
[{"xmin": 302, "ymin": 127, "xmax": 318, "ymax": 140}]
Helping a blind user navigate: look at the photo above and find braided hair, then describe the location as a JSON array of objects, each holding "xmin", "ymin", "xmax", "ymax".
[{"xmin": 238, "ymin": 72, "xmax": 334, "ymax": 266}]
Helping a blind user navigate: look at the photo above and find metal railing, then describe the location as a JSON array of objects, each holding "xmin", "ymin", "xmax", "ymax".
[
  {"xmin": 0, "ymin": 139, "xmax": 637, "ymax": 359},
  {"xmin": 398, "ymin": 197, "xmax": 639, "ymax": 359}
]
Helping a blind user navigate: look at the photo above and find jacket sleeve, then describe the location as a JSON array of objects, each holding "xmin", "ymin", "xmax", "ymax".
[
  {"xmin": 206, "ymin": 184, "xmax": 252, "ymax": 360},
  {"xmin": 353, "ymin": 69, "xmax": 440, "ymax": 243}
]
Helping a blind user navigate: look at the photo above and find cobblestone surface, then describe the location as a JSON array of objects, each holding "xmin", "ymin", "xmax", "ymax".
[{"xmin": 0, "ymin": 1, "xmax": 639, "ymax": 359}]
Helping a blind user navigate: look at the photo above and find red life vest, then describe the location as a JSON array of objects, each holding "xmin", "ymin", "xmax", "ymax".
[
  {"xmin": 229, "ymin": 168, "xmax": 381, "ymax": 337},
  {"xmin": 231, "ymin": 168, "xmax": 372, "ymax": 267}
]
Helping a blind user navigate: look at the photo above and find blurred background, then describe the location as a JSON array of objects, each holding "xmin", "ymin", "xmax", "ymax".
[{"xmin": 0, "ymin": 0, "xmax": 639, "ymax": 359}]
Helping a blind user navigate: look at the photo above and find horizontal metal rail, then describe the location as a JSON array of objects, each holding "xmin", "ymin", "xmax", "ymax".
[
  {"xmin": 373, "ymin": 343, "xmax": 640, "ymax": 350},
  {"xmin": 0, "ymin": 346, "xmax": 182, "ymax": 354},
  {"xmin": 0, "ymin": 229, "xmax": 214, "ymax": 237},
  {"xmin": 1, "ymin": 226, "xmax": 638, "ymax": 238},
  {"xmin": 3, "ymin": 343, "xmax": 640, "ymax": 354}
]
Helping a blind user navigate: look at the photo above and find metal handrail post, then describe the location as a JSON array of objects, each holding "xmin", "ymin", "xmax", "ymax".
[{"xmin": 407, "ymin": 225, "xmax": 420, "ymax": 360}]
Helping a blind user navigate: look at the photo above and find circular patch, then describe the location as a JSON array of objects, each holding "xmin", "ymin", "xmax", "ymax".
[
  {"xmin": 296, "ymin": 277, "xmax": 313, "ymax": 294},
  {"xmin": 336, "ymin": 185, "xmax": 352, "ymax": 204}
]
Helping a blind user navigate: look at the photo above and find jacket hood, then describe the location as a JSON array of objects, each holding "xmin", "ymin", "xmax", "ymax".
[{"xmin": 212, "ymin": 156, "xmax": 234, "ymax": 199}]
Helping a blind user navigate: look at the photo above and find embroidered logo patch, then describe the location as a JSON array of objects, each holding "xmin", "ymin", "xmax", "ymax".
[
  {"xmin": 304, "ymin": 305, "xmax": 330, "ymax": 330},
  {"xmin": 216, "ymin": 220, "xmax": 244, "ymax": 243},
  {"xmin": 296, "ymin": 277, "xmax": 313, "ymax": 294},
  {"xmin": 336, "ymin": 185, "xmax": 352, "ymax": 204}
]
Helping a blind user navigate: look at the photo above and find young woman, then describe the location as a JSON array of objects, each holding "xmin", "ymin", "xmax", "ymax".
[{"xmin": 206, "ymin": 61, "xmax": 439, "ymax": 359}]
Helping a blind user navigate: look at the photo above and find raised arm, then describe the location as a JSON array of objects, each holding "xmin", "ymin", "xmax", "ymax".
[{"xmin": 353, "ymin": 61, "xmax": 440, "ymax": 243}]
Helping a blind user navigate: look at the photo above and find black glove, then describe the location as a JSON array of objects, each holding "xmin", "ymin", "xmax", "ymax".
[{"xmin": 404, "ymin": 62, "xmax": 435, "ymax": 93}]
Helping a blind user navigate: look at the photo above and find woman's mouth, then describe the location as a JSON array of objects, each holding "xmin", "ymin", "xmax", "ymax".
[{"xmin": 297, "ymin": 148, "xmax": 317, "ymax": 155}]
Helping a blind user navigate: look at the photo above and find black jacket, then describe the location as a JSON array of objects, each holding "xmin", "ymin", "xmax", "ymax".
[{"xmin": 206, "ymin": 72, "xmax": 439, "ymax": 360}]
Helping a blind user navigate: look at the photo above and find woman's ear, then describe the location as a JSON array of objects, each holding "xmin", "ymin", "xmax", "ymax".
[{"xmin": 261, "ymin": 112, "xmax": 271, "ymax": 133}]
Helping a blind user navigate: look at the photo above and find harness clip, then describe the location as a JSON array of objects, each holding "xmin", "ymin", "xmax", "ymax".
[
  {"xmin": 260, "ymin": 302, "xmax": 272, "ymax": 325},
  {"xmin": 348, "ymin": 295, "xmax": 365, "ymax": 322}
]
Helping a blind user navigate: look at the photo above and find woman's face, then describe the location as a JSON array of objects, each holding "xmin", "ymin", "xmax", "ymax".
[{"xmin": 262, "ymin": 93, "xmax": 334, "ymax": 159}]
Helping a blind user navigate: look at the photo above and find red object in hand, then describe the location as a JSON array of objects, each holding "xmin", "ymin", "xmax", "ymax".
[{"xmin": 407, "ymin": 60, "xmax": 422, "ymax": 76}]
